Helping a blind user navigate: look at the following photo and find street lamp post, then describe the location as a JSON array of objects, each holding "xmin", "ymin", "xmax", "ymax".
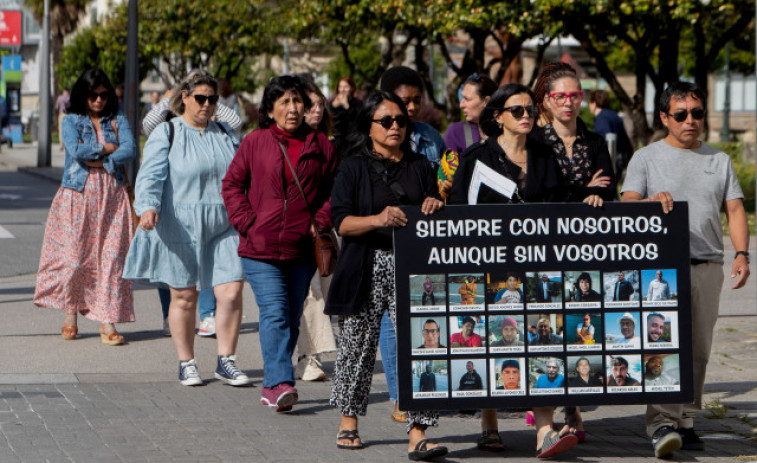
[
  {"xmin": 720, "ymin": 42, "xmax": 731, "ymax": 143},
  {"xmin": 37, "ymin": 0, "xmax": 51, "ymax": 167}
]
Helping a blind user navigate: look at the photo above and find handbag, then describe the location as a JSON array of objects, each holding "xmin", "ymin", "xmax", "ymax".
[
  {"xmin": 278, "ymin": 143, "xmax": 338, "ymax": 277},
  {"xmin": 110, "ymin": 119, "xmax": 139, "ymax": 232}
]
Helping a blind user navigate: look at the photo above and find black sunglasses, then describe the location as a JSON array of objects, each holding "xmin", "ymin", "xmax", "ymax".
[
  {"xmin": 87, "ymin": 91, "xmax": 109, "ymax": 101},
  {"xmin": 501, "ymin": 105, "xmax": 538, "ymax": 119},
  {"xmin": 372, "ymin": 115, "xmax": 408, "ymax": 129},
  {"xmin": 666, "ymin": 108, "xmax": 705, "ymax": 122},
  {"xmin": 192, "ymin": 94, "xmax": 220, "ymax": 105}
]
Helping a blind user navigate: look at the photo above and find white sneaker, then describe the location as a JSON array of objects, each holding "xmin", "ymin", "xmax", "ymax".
[
  {"xmin": 178, "ymin": 359, "xmax": 203, "ymax": 386},
  {"xmin": 162, "ymin": 318, "xmax": 171, "ymax": 337},
  {"xmin": 198, "ymin": 316, "xmax": 216, "ymax": 337},
  {"xmin": 301, "ymin": 355, "xmax": 326, "ymax": 382}
]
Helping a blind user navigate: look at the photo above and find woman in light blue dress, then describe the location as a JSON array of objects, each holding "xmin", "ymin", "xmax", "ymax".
[{"xmin": 123, "ymin": 70, "xmax": 249, "ymax": 387}]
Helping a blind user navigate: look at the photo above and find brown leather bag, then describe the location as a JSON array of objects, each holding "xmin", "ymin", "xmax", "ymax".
[{"xmin": 279, "ymin": 143, "xmax": 338, "ymax": 277}]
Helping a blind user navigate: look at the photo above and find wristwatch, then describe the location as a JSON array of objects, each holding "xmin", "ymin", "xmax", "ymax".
[{"xmin": 735, "ymin": 250, "xmax": 750, "ymax": 264}]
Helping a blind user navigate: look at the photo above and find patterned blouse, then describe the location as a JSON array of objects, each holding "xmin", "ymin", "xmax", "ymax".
[{"xmin": 543, "ymin": 123, "xmax": 593, "ymax": 186}]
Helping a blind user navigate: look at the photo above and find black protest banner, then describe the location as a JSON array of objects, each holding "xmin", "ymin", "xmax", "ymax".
[{"xmin": 394, "ymin": 202, "xmax": 692, "ymax": 410}]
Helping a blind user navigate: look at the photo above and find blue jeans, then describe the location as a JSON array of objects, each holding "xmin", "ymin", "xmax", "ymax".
[
  {"xmin": 379, "ymin": 310, "xmax": 398, "ymax": 403},
  {"xmin": 157, "ymin": 287, "xmax": 217, "ymax": 320},
  {"xmin": 242, "ymin": 258, "xmax": 315, "ymax": 388}
]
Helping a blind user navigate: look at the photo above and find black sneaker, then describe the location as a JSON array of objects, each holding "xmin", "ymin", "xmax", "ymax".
[
  {"xmin": 651, "ymin": 425, "xmax": 682, "ymax": 458},
  {"xmin": 679, "ymin": 428, "xmax": 705, "ymax": 451}
]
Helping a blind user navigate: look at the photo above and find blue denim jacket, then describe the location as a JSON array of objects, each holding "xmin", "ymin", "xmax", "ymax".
[
  {"xmin": 410, "ymin": 121, "xmax": 446, "ymax": 168},
  {"xmin": 60, "ymin": 113, "xmax": 136, "ymax": 191}
]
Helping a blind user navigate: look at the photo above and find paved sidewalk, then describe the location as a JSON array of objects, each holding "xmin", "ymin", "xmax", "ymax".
[{"xmin": 1, "ymin": 142, "xmax": 755, "ymax": 461}]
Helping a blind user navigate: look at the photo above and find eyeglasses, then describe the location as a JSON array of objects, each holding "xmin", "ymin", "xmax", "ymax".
[
  {"xmin": 192, "ymin": 94, "xmax": 220, "ymax": 106},
  {"xmin": 549, "ymin": 91, "xmax": 584, "ymax": 105},
  {"xmin": 372, "ymin": 115, "xmax": 408, "ymax": 129},
  {"xmin": 666, "ymin": 108, "xmax": 705, "ymax": 122},
  {"xmin": 501, "ymin": 105, "xmax": 538, "ymax": 119},
  {"xmin": 422, "ymin": 329, "xmax": 439, "ymax": 335},
  {"xmin": 87, "ymin": 91, "xmax": 109, "ymax": 101}
]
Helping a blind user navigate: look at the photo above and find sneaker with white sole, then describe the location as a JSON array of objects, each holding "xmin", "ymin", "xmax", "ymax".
[
  {"xmin": 301, "ymin": 355, "xmax": 326, "ymax": 382},
  {"xmin": 214, "ymin": 355, "xmax": 253, "ymax": 386},
  {"xmin": 162, "ymin": 318, "xmax": 171, "ymax": 337},
  {"xmin": 178, "ymin": 359, "xmax": 203, "ymax": 386},
  {"xmin": 198, "ymin": 316, "xmax": 216, "ymax": 337},
  {"xmin": 260, "ymin": 383, "xmax": 298, "ymax": 412},
  {"xmin": 651, "ymin": 425, "xmax": 682, "ymax": 458}
]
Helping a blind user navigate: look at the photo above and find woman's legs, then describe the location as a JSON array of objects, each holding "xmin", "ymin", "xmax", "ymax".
[
  {"xmin": 213, "ymin": 281, "xmax": 244, "ymax": 357},
  {"xmin": 169, "ymin": 287, "xmax": 199, "ymax": 361}
]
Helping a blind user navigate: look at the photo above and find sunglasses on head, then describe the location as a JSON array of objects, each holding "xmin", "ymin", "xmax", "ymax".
[
  {"xmin": 372, "ymin": 115, "xmax": 408, "ymax": 129},
  {"xmin": 501, "ymin": 105, "xmax": 538, "ymax": 119},
  {"xmin": 666, "ymin": 107, "xmax": 705, "ymax": 122},
  {"xmin": 192, "ymin": 94, "xmax": 219, "ymax": 105},
  {"xmin": 87, "ymin": 91, "xmax": 109, "ymax": 101}
]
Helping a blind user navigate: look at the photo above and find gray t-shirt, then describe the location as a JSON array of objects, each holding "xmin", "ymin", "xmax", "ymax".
[{"xmin": 621, "ymin": 140, "xmax": 744, "ymax": 263}]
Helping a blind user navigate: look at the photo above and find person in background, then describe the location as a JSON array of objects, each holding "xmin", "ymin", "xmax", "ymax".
[
  {"xmin": 328, "ymin": 76, "xmax": 362, "ymax": 154},
  {"xmin": 295, "ymin": 76, "xmax": 338, "ymax": 382},
  {"xmin": 326, "ymin": 90, "xmax": 447, "ymax": 459},
  {"xmin": 55, "ymin": 88, "xmax": 70, "ymax": 151},
  {"xmin": 589, "ymin": 89, "xmax": 633, "ymax": 172},
  {"xmin": 140, "ymin": 91, "xmax": 160, "ymax": 133},
  {"xmin": 218, "ymin": 78, "xmax": 239, "ymax": 114},
  {"xmin": 124, "ymin": 70, "xmax": 249, "ymax": 387},
  {"xmin": 222, "ymin": 75, "xmax": 337, "ymax": 411},
  {"xmin": 444, "ymin": 73, "xmax": 497, "ymax": 154},
  {"xmin": 34, "ymin": 68, "xmax": 135, "ymax": 345}
]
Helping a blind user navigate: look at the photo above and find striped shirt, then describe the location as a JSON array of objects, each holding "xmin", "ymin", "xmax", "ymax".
[{"xmin": 142, "ymin": 98, "xmax": 242, "ymax": 137}]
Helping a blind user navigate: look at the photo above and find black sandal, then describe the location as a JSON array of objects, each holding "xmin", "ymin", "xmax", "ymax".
[
  {"xmin": 336, "ymin": 429, "xmax": 364, "ymax": 450},
  {"xmin": 408, "ymin": 438, "xmax": 448, "ymax": 461},
  {"xmin": 476, "ymin": 429, "xmax": 505, "ymax": 452},
  {"xmin": 536, "ymin": 430, "xmax": 578, "ymax": 459}
]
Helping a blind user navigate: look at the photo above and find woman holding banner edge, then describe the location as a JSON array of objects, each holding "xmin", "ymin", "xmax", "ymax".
[
  {"xmin": 449, "ymin": 83, "xmax": 581, "ymax": 458},
  {"xmin": 325, "ymin": 90, "xmax": 447, "ymax": 460}
]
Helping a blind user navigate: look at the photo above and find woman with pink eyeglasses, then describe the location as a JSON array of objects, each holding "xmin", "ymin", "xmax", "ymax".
[{"xmin": 531, "ymin": 63, "xmax": 617, "ymax": 207}]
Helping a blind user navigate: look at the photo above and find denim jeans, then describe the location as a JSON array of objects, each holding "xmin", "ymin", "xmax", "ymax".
[
  {"xmin": 157, "ymin": 287, "xmax": 217, "ymax": 320},
  {"xmin": 242, "ymin": 258, "xmax": 315, "ymax": 388},
  {"xmin": 379, "ymin": 310, "xmax": 398, "ymax": 403}
]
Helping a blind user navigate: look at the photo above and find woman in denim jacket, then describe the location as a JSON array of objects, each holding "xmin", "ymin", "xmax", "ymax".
[{"xmin": 34, "ymin": 68, "xmax": 136, "ymax": 345}]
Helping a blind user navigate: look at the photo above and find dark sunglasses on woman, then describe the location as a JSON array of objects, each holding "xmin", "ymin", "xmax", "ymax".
[
  {"xmin": 501, "ymin": 105, "xmax": 539, "ymax": 119},
  {"xmin": 87, "ymin": 91, "xmax": 109, "ymax": 101},
  {"xmin": 192, "ymin": 94, "xmax": 220, "ymax": 105},
  {"xmin": 372, "ymin": 115, "xmax": 408, "ymax": 129},
  {"xmin": 666, "ymin": 108, "xmax": 705, "ymax": 122}
]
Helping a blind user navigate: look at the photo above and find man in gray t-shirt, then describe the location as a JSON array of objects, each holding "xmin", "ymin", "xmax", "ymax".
[{"xmin": 621, "ymin": 82, "xmax": 750, "ymax": 459}]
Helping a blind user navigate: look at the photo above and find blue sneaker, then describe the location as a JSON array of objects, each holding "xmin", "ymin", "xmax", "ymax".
[
  {"xmin": 178, "ymin": 359, "xmax": 203, "ymax": 386},
  {"xmin": 215, "ymin": 355, "xmax": 253, "ymax": 386}
]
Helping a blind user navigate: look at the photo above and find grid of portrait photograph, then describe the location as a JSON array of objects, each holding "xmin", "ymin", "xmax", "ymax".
[{"xmin": 408, "ymin": 269, "xmax": 683, "ymax": 400}]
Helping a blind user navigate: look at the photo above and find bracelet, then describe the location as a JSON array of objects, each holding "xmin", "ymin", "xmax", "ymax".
[{"xmin": 735, "ymin": 250, "xmax": 750, "ymax": 264}]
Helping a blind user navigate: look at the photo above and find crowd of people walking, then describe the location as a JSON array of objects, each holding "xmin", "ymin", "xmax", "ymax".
[{"xmin": 36, "ymin": 63, "xmax": 750, "ymax": 461}]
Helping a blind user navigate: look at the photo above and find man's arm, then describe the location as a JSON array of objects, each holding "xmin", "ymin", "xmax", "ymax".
[
  {"xmin": 724, "ymin": 198, "xmax": 751, "ymax": 289},
  {"xmin": 620, "ymin": 190, "xmax": 675, "ymax": 214}
]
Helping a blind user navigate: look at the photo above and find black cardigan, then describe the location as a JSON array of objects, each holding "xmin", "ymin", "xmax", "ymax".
[
  {"xmin": 325, "ymin": 151, "xmax": 439, "ymax": 316},
  {"xmin": 448, "ymin": 136, "xmax": 565, "ymax": 205},
  {"xmin": 529, "ymin": 119, "xmax": 617, "ymax": 202}
]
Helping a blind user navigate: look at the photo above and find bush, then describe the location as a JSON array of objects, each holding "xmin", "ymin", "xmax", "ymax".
[{"xmin": 733, "ymin": 161, "xmax": 755, "ymax": 212}]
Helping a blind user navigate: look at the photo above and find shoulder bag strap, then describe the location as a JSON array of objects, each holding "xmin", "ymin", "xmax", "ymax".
[
  {"xmin": 463, "ymin": 121, "xmax": 473, "ymax": 149},
  {"xmin": 278, "ymin": 142, "xmax": 320, "ymax": 233}
]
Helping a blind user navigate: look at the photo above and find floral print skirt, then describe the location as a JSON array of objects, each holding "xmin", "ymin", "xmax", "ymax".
[{"xmin": 34, "ymin": 168, "xmax": 135, "ymax": 323}]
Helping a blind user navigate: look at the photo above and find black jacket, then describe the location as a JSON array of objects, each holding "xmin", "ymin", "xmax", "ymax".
[
  {"xmin": 529, "ymin": 120, "xmax": 617, "ymax": 202},
  {"xmin": 325, "ymin": 152, "xmax": 439, "ymax": 316},
  {"xmin": 448, "ymin": 136, "xmax": 564, "ymax": 205}
]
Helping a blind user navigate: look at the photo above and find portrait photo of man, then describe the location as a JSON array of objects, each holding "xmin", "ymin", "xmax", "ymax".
[
  {"xmin": 529, "ymin": 272, "xmax": 561, "ymax": 303},
  {"xmin": 607, "ymin": 356, "xmax": 641, "ymax": 387},
  {"xmin": 646, "ymin": 270, "xmax": 672, "ymax": 301},
  {"xmin": 489, "ymin": 316, "xmax": 524, "ymax": 347},
  {"xmin": 450, "ymin": 316, "xmax": 483, "ymax": 348},
  {"xmin": 646, "ymin": 312, "xmax": 668, "ymax": 343},
  {"xmin": 605, "ymin": 312, "xmax": 641, "ymax": 349},
  {"xmin": 419, "ymin": 364, "xmax": 437, "ymax": 391},
  {"xmin": 575, "ymin": 314, "xmax": 596, "ymax": 344},
  {"xmin": 451, "ymin": 358, "xmax": 487, "ymax": 396},
  {"xmin": 528, "ymin": 317, "xmax": 564, "ymax": 346},
  {"xmin": 412, "ymin": 360, "xmax": 448, "ymax": 395},
  {"xmin": 458, "ymin": 276, "xmax": 478, "ymax": 305},
  {"xmin": 496, "ymin": 359, "xmax": 522, "ymax": 390},
  {"xmin": 570, "ymin": 271, "xmax": 602, "ymax": 302},
  {"xmin": 414, "ymin": 318, "xmax": 447, "ymax": 349},
  {"xmin": 533, "ymin": 358, "xmax": 565, "ymax": 388},
  {"xmin": 603, "ymin": 270, "xmax": 638, "ymax": 303},
  {"xmin": 409, "ymin": 274, "xmax": 446, "ymax": 310},
  {"xmin": 644, "ymin": 354, "xmax": 680, "ymax": 387},
  {"xmin": 492, "ymin": 272, "xmax": 523, "ymax": 304}
]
